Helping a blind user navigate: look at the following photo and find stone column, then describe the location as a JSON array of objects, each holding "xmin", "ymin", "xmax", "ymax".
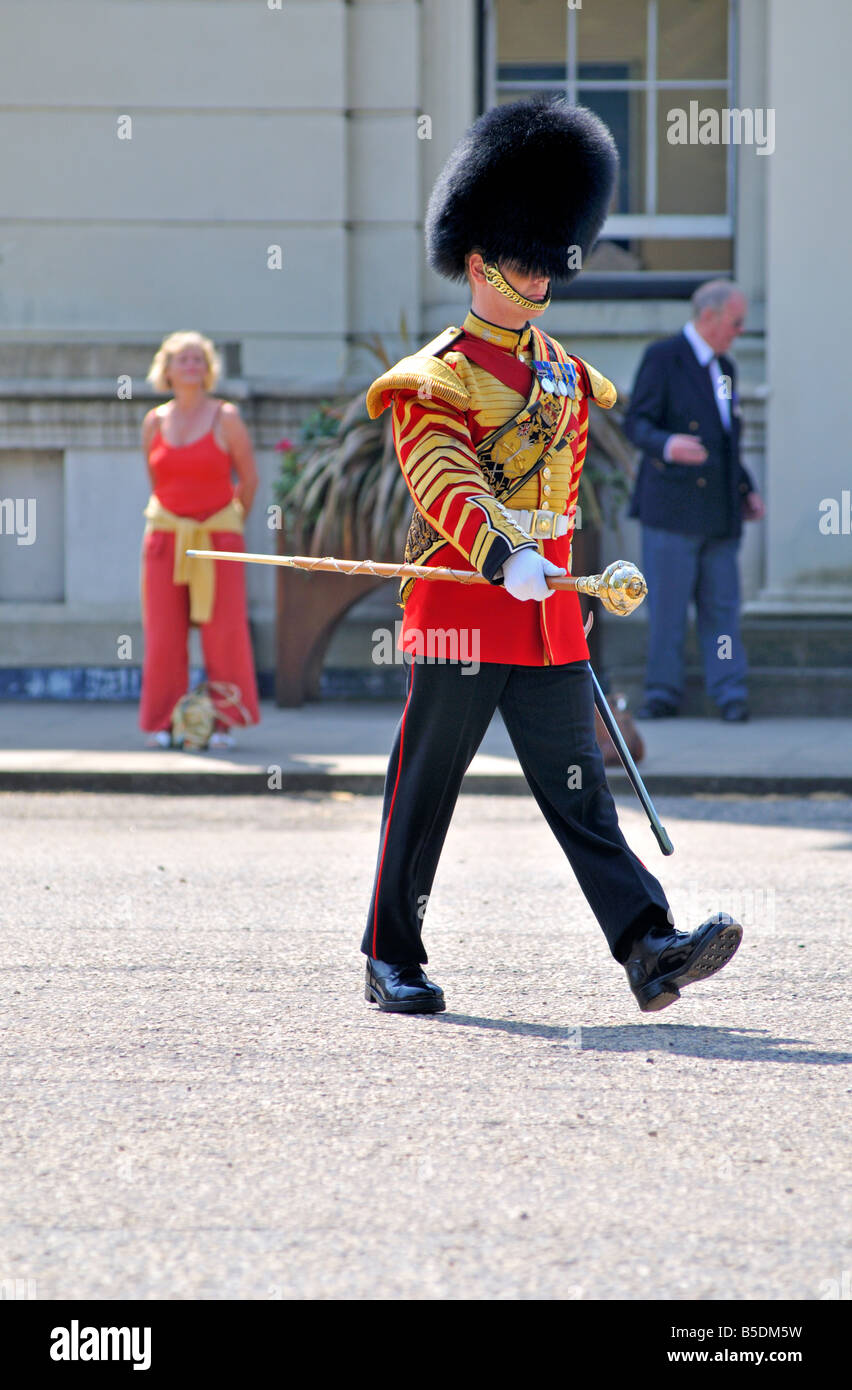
[{"xmin": 753, "ymin": 0, "xmax": 852, "ymax": 615}]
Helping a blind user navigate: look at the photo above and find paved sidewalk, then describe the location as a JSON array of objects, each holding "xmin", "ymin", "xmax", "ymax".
[{"xmin": 0, "ymin": 700, "xmax": 850, "ymax": 793}]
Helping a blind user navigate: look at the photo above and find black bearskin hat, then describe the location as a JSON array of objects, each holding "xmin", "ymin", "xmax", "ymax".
[{"xmin": 425, "ymin": 97, "xmax": 618, "ymax": 284}]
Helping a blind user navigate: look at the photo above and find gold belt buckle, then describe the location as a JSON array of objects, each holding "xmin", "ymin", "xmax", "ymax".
[{"xmin": 535, "ymin": 509, "xmax": 555, "ymax": 538}]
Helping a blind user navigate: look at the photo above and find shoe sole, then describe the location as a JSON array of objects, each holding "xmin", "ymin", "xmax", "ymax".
[
  {"xmin": 636, "ymin": 921, "xmax": 743, "ymax": 1013},
  {"xmin": 365, "ymin": 982, "xmax": 445, "ymax": 1014}
]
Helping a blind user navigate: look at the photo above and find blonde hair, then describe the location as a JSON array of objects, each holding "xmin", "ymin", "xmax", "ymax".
[{"xmin": 146, "ymin": 330, "xmax": 222, "ymax": 394}]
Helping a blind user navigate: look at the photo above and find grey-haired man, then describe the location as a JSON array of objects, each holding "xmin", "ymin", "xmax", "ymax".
[{"xmin": 625, "ymin": 281, "xmax": 765, "ymax": 722}]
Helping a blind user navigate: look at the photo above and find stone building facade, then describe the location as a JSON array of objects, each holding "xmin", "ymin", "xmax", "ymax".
[{"xmin": 1, "ymin": 0, "xmax": 849, "ymax": 707}]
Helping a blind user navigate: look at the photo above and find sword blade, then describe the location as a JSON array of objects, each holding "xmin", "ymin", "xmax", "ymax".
[{"xmin": 182, "ymin": 549, "xmax": 621, "ymax": 596}]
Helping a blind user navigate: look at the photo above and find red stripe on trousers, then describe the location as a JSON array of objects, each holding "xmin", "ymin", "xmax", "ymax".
[{"xmin": 371, "ymin": 662, "xmax": 416, "ymax": 959}]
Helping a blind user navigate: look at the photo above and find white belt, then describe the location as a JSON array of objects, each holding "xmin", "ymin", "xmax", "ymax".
[{"xmin": 506, "ymin": 506, "xmax": 571, "ymax": 540}]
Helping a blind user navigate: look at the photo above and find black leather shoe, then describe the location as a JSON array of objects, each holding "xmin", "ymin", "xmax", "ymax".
[
  {"xmin": 365, "ymin": 958, "xmax": 446, "ymax": 1014},
  {"xmin": 623, "ymin": 912, "xmax": 743, "ymax": 1013},
  {"xmin": 637, "ymin": 699, "xmax": 679, "ymax": 719},
  {"xmin": 721, "ymin": 701, "xmax": 750, "ymax": 722}
]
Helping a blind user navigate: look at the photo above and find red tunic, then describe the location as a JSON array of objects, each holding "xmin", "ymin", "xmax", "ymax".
[
  {"xmin": 399, "ymin": 514, "xmax": 584, "ymax": 666},
  {"xmin": 387, "ymin": 318, "xmax": 591, "ymax": 667}
]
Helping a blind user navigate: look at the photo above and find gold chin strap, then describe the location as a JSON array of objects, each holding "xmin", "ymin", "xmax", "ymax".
[{"xmin": 483, "ymin": 261, "xmax": 551, "ymax": 313}]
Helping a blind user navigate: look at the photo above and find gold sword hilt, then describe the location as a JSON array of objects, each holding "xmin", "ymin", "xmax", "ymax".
[{"xmin": 559, "ymin": 560, "xmax": 648, "ymax": 616}]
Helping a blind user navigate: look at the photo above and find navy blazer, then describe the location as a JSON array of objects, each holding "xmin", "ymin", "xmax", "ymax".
[{"xmin": 624, "ymin": 331, "xmax": 756, "ymax": 539}]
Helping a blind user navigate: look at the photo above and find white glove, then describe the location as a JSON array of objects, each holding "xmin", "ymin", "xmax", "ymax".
[{"xmin": 501, "ymin": 548, "xmax": 566, "ymax": 602}]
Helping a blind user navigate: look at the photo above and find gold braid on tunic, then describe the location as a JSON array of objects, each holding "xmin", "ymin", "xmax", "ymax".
[{"xmin": 366, "ymin": 320, "xmax": 616, "ymax": 606}]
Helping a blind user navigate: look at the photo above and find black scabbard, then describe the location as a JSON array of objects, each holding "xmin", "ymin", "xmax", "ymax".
[{"xmin": 590, "ymin": 664, "xmax": 674, "ymax": 856}]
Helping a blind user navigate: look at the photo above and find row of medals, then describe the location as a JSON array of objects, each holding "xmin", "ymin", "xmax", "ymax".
[{"xmin": 532, "ymin": 359, "xmax": 577, "ymax": 397}]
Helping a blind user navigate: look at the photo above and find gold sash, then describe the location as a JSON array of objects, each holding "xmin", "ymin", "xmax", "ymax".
[
  {"xmin": 143, "ymin": 494, "xmax": 244, "ymax": 624},
  {"xmin": 475, "ymin": 325, "xmax": 580, "ymax": 497}
]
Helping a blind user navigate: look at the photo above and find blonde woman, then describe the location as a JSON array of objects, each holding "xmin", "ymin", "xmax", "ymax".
[{"xmin": 139, "ymin": 331, "xmax": 260, "ymax": 747}]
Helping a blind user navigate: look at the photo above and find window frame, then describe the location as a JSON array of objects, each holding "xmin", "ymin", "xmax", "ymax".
[{"xmin": 480, "ymin": 0, "xmax": 739, "ymax": 297}]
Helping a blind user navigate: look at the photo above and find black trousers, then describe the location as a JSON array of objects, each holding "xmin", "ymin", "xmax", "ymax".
[{"xmin": 361, "ymin": 657, "xmax": 671, "ymax": 965}]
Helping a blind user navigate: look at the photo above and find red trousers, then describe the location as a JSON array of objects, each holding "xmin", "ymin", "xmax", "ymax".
[{"xmin": 139, "ymin": 529, "xmax": 261, "ymax": 732}]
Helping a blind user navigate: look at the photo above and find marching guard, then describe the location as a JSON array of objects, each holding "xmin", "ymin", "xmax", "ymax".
[{"xmin": 360, "ymin": 97, "xmax": 742, "ymax": 1014}]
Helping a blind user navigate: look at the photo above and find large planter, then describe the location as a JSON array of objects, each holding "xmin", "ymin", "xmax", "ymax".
[
  {"xmin": 275, "ymin": 569, "xmax": 385, "ymax": 707},
  {"xmin": 274, "ymin": 526, "xmax": 385, "ymax": 706}
]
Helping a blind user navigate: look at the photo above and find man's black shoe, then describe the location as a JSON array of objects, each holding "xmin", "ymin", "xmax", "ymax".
[
  {"xmin": 623, "ymin": 912, "xmax": 743, "ymax": 1013},
  {"xmin": 637, "ymin": 699, "xmax": 679, "ymax": 719},
  {"xmin": 721, "ymin": 701, "xmax": 750, "ymax": 722},
  {"xmin": 365, "ymin": 958, "xmax": 446, "ymax": 1013}
]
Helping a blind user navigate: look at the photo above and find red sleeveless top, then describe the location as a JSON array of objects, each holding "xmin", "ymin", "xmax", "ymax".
[{"xmin": 148, "ymin": 403, "xmax": 235, "ymax": 520}]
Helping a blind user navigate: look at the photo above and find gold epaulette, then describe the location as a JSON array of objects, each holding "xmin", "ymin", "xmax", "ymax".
[
  {"xmin": 365, "ymin": 326, "xmax": 467, "ymax": 419},
  {"xmin": 574, "ymin": 356, "xmax": 617, "ymax": 409}
]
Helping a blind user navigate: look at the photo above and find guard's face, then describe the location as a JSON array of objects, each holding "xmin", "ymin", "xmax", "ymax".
[{"xmin": 500, "ymin": 260, "xmax": 551, "ymax": 311}]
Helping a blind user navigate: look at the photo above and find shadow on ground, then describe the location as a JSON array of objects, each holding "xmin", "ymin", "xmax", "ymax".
[
  {"xmin": 621, "ymin": 794, "xmax": 852, "ymax": 843},
  {"xmin": 436, "ymin": 1016, "xmax": 852, "ymax": 1065}
]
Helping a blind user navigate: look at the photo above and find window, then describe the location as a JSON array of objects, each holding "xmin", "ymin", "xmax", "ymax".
[{"xmin": 485, "ymin": 0, "xmax": 736, "ymax": 287}]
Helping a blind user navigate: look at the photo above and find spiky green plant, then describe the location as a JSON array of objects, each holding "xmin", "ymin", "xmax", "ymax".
[{"xmin": 273, "ymin": 396, "xmax": 408, "ymax": 559}]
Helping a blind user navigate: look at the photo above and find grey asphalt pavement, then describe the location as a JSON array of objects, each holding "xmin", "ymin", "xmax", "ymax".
[{"xmin": 1, "ymin": 789, "xmax": 849, "ymax": 1300}]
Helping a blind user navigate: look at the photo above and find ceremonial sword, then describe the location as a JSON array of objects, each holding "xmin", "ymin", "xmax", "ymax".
[{"xmin": 186, "ymin": 548, "xmax": 674, "ymax": 853}]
